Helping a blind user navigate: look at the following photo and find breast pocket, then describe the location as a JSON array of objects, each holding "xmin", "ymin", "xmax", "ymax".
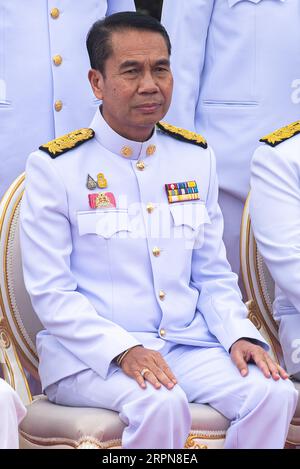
[
  {"xmin": 169, "ymin": 202, "xmax": 211, "ymax": 249},
  {"xmin": 77, "ymin": 210, "xmax": 132, "ymax": 239},
  {"xmin": 203, "ymin": 0, "xmax": 281, "ymax": 104}
]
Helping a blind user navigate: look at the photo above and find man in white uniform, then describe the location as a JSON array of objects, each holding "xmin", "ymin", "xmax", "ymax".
[
  {"xmin": 251, "ymin": 121, "xmax": 300, "ymax": 380},
  {"xmin": 0, "ymin": 0, "xmax": 135, "ymax": 199},
  {"xmin": 161, "ymin": 0, "xmax": 300, "ymax": 277},
  {"xmin": 20, "ymin": 12, "xmax": 297, "ymax": 449},
  {"xmin": 0, "ymin": 378, "xmax": 26, "ymax": 448}
]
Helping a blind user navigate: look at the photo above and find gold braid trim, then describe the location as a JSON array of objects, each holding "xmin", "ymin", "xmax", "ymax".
[
  {"xmin": 260, "ymin": 121, "xmax": 300, "ymax": 147},
  {"xmin": 39, "ymin": 128, "xmax": 95, "ymax": 158},
  {"xmin": 157, "ymin": 122, "xmax": 207, "ymax": 149}
]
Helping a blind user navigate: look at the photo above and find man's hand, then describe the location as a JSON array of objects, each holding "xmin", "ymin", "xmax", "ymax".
[
  {"xmin": 230, "ymin": 339, "xmax": 289, "ymax": 380},
  {"xmin": 120, "ymin": 346, "xmax": 177, "ymax": 390}
]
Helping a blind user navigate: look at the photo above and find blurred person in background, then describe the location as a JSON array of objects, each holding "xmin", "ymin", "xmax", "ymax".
[
  {"xmin": 0, "ymin": 0, "xmax": 135, "ymax": 199},
  {"xmin": 161, "ymin": 0, "xmax": 300, "ymax": 281}
]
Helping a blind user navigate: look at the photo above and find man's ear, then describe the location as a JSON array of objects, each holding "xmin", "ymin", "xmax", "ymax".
[{"xmin": 88, "ymin": 69, "xmax": 105, "ymax": 100}]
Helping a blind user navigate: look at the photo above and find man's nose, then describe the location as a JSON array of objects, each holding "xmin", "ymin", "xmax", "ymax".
[{"xmin": 138, "ymin": 71, "xmax": 159, "ymax": 94}]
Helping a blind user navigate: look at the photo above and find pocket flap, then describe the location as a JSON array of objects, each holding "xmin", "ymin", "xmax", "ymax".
[
  {"xmin": 170, "ymin": 202, "xmax": 211, "ymax": 230},
  {"xmin": 77, "ymin": 210, "xmax": 132, "ymax": 239},
  {"xmin": 228, "ymin": 0, "xmax": 279, "ymax": 6}
]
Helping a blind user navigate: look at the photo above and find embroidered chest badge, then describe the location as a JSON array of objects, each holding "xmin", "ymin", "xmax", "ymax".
[
  {"xmin": 88, "ymin": 192, "xmax": 116, "ymax": 209},
  {"xmin": 165, "ymin": 181, "xmax": 200, "ymax": 204}
]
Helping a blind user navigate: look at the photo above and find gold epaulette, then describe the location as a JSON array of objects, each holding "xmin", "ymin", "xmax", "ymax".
[
  {"xmin": 157, "ymin": 122, "xmax": 207, "ymax": 149},
  {"xmin": 39, "ymin": 128, "xmax": 95, "ymax": 158},
  {"xmin": 260, "ymin": 121, "xmax": 300, "ymax": 147}
]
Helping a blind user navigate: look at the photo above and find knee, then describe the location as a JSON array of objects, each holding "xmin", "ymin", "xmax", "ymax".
[
  {"xmin": 160, "ymin": 385, "xmax": 189, "ymax": 412},
  {"xmin": 240, "ymin": 376, "xmax": 298, "ymax": 420},
  {"xmin": 131, "ymin": 385, "xmax": 190, "ymax": 426},
  {"xmin": 268, "ymin": 378, "xmax": 298, "ymax": 414},
  {"xmin": 261, "ymin": 377, "xmax": 297, "ymax": 407}
]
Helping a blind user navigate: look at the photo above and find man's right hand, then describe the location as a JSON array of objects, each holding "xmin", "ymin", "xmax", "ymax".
[{"xmin": 120, "ymin": 346, "xmax": 177, "ymax": 390}]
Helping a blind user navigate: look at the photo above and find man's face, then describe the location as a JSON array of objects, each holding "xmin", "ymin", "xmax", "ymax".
[{"xmin": 89, "ymin": 29, "xmax": 173, "ymax": 141}]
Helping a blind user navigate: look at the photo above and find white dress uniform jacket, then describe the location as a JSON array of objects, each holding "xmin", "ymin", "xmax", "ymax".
[
  {"xmin": 251, "ymin": 124, "xmax": 300, "ymax": 376},
  {"xmin": 0, "ymin": 0, "xmax": 135, "ymax": 198},
  {"xmin": 20, "ymin": 110, "xmax": 267, "ymax": 392},
  {"xmin": 0, "ymin": 378, "xmax": 26, "ymax": 449},
  {"xmin": 161, "ymin": 0, "xmax": 300, "ymax": 274}
]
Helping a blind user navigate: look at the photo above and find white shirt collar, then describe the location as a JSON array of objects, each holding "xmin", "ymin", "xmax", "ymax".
[{"xmin": 90, "ymin": 108, "xmax": 158, "ymax": 161}]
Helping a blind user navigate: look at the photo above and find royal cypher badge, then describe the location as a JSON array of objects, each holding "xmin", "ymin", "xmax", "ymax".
[{"xmin": 89, "ymin": 192, "xmax": 116, "ymax": 209}]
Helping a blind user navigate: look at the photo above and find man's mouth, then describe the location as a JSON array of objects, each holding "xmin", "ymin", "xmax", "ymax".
[{"xmin": 135, "ymin": 103, "xmax": 162, "ymax": 113}]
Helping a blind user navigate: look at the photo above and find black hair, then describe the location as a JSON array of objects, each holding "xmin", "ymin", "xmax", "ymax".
[{"xmin": 86, "ymin": 11, "xmax": 171, "ymax": 76}]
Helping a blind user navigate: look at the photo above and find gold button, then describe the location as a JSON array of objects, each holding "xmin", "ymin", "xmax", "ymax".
[
  {"xmin": 160, "ymin": 329, "xmax": 166, "ymax": 337},
  {"xmin": 146, "ymin": 144, "xmax": 156, "ymax": 156},
  {"xmin": 152, "ymin": 247, "xmax": 161, "ymax": 257},
  {"xmin": 199, "ymin": 445, "xmax": 208, "ymax": 450},
  {"xmin": 136, "ymin": 161, "xmax": 145, "ymax": 171},
  {"xmin": 54, "ymin": 100, "xmax": 63, "ymax": 112},
  {"xmin": 121, "ymin": 146, "xmax": 133, "ymax": 158},
  {"xmin": 146, "ymin": 203, "xmax": 155, "ymax": 214},
  {"xmin": 50, "ymin": 8, "xmax": 60, "ymax": 19},
  {"xmin": 53, "ymin": 55, "xmax": 63, "ymax": 66},
  {"xmin": 159, "ymin": 290, "xmax": 166, "ymax": 301}
]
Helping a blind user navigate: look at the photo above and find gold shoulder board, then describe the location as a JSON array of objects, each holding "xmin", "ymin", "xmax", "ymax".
[
  {"xmin": 157, "ymin": 122, "xmax": 207, "ymax": 149},
  {"xmin": 39, "ymin": 128, "xmax": 95, "ymax": 158},
  {"xmin": 260, "ymin": 121, "xmax": 300, "ymax": 147}
]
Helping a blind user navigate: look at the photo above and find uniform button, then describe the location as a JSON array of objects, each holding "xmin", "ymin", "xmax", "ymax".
[
  {"xmin": 160, "ymin": 329, "xmax": 166, "ymax": 337},
  {"xmin": 54, "ymin": 100, "xmax": 63, "ymax": 112},
  {"xmin": 146, "ymin": 203, "xmax": 155, "ymax": 214},
  {"xmin": 159, "ymin": 290, "xmax": 166, "ymax": 301},
  {"xmin": 53, "ymin": 55, "xmax": 63, "ymax": 66},
  {"xmin": 50, "ymin": 8, "xmax": 60, "ymax": 19},
  {"xmin": 152, "ymin": 247, "xmax": 161, "ymax": 257},
  {"xmin": 136, "ymin": 161, "xmax": 145, "ymax": 171}
]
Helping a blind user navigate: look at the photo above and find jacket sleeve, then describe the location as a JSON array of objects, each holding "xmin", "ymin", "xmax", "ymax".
[
  {"xmin": 250, "ymin": 144, "xmax": 300, "ymax": 313},
  {"xmin": 106, "ymin": 0, "xmax": 136, "ymax": 15},
  {"xmin": 20, "ymin": 153, "xmax": 140, "ymax": 379},
  {"xmin": 191, "ymin": 147, "xmax": 269, "ymax": 352},
  {"xmin": 161, "ymin": 0, "xmax": 214, "ymax": 130}
]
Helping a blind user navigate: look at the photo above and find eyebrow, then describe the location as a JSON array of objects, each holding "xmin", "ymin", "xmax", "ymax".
[{"xmin": 119, "ymin": 58, "xmax": 171, "ymax": 70}]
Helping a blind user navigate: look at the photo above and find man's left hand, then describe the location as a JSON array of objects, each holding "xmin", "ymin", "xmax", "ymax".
[{"xmin": 230, "ymin": 339, "xmax": 289, "ymax": 380}]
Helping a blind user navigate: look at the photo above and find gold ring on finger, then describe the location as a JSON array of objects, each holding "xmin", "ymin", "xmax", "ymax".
[{"xmin": 140, "ymin": 368, "xmax": 151, "ymax": 378}]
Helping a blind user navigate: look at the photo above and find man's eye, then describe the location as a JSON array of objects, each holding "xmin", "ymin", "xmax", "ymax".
[
  {"xmin": 155, "ymin": 67, "xmax": 168, "ymax": 73},
  {"xmin": 124, "ymin": 69, "xmax": 138, "ymax": 75}
]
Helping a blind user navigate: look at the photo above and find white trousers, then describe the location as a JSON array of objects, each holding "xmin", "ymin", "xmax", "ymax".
[
  {"xmin": 46, "ymin": 343, "xmax": 298, "ymax": 449},
  {"xmin": 0, "ymin": 379, "xmax": 27, "ymax": 449}
]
